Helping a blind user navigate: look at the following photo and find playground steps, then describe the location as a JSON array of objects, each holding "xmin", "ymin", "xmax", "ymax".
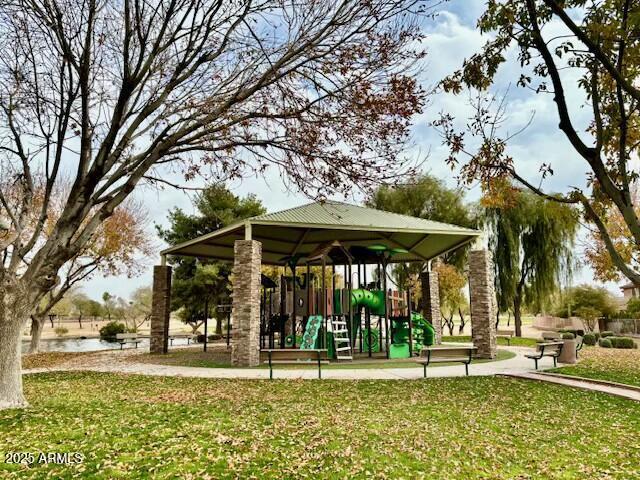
[{"xmin": 331, "ymin": 317, "xmax": 353, "ymax": 361}]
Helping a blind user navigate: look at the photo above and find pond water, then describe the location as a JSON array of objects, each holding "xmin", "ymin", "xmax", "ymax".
[{"xmin": 21, "ymin": 336, "xmax": 193, "ymax": 353}]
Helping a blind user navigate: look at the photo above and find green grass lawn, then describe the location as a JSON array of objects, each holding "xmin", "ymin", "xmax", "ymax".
[
  {"xmin": 1, "ymin": 372, "xmax": 639, "ymax": 479},
  {"xmin": 442, "ymin": 335, "xmax": 539, "ymax": 347},
  {"xmin": 551, "ymin": 346, "xmax": 640, "ymax": 388},
  {"xmin": 134, "ymin": 347, "xmax": 515, "ymax": 369}
]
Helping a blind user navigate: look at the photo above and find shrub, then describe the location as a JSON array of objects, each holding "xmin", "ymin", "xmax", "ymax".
[
  {"xmin": 54, "ymin": 326, "xmax": 68, "ymax": 337},
  {"xmin": 601, "ymin": 330, "xmax": 614, "ymax": 338},
  {"xmin": 99, "ymin": 321, "xmax": 126, "ymax": 338},
  {"xmin": 561, "ymin": 332, "xmax": 575, "ymax": 339},
  {"xmin": 583, "ymin": 333, "xmax": 597, "ymax": 346},
  {"xmin": 559, "ymin": 328, "xmax": 585, "ymax": 337},
  {"xmin": 599, "ymin": 338, "xmax": 612, "ymax": 348},
  {"xmin": 608, "ymin": 337, "xmax": 637, "ymax": 349}
]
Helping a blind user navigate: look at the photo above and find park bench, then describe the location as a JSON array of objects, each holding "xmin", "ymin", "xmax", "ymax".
[
  {"xmin": 261, "ymin": 349, "xmax": 329, "ymax": 379},
  {"xmin": 168, "ymin": 333, "xmax": 196, "ymax": 346},
  {"xmin": 496, "ymin": 329, "xmax": 515, "ymax": 345},
  {"xmin": 417, "ymin": 346, "xmax": 477, "ymax": 377},
  {"xmin": 115, "ymin": 333, "xmax": 141, "ymax": 350},
  {"xmin": 526, "ymin": 342, "xmax": 563, "ymax": 369}
]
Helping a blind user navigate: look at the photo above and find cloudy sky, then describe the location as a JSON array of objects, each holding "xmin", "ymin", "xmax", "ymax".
[{"xmin": 82, "ymin": 0, "xmax": 620, "ymax": 301}]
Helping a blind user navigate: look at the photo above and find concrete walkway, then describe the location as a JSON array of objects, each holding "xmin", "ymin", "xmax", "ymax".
[
  {"xmin": 501, "ymin": 372, "xmax": 640, "ymax": 402},
  {"xmin": 26, "ymin": 346, "xmax": 542, "ymax": 380},
  {"xmin": 24, "ymin": 346, "xmax": 640, "ymax": 402}
]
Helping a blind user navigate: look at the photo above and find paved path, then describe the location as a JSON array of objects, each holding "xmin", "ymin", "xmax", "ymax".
[
  {"xmin": 501, "ymin": 372, "xmax": 640, "ymax": 402},
  {"xmin": 24, "ymin": 346, "xmax": 640, "ymax": 401},
  {"xmin": 25, "ymin": 346, "xmax": 543, "ymax": 380}
]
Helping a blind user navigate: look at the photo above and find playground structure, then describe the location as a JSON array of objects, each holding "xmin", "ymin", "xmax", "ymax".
[
  {"xmin": 151, "ymin": 201, "xmax": 498, "ymax": 366},
  {"xmin": 260, "ymin": 240, "xmax": 436, "ymax": 360}
]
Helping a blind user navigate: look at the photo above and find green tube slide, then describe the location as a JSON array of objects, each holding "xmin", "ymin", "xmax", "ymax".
[{"xmin": 350, "ymin": 289, "xmax": 386, "ymax": 316}]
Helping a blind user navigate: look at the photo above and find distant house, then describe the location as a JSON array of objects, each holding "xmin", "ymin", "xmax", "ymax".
[{"xmin": 620, "ymin": 282, "xmax": 640, "ymax": 302}]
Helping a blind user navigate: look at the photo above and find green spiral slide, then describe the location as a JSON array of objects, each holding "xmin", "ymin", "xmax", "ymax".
[{"xmin": 390, "ymin": 312, "xmax": 435, "ymax": 357}]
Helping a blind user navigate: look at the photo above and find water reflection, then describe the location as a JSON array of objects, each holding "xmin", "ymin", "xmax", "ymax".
[{"xmin": 21, "ymin": 337, "xmax": 192, "ymax": 353}]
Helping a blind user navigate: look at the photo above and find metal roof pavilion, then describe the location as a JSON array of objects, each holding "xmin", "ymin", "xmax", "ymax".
[{"xmin": 161, "ymin": 200, "xmax": 481, "ymax": 265}]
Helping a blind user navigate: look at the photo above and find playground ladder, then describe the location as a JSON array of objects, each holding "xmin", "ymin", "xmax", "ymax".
[{"xmin": 331, "ymin": 316, "xmax": 353, "ymax": 361}]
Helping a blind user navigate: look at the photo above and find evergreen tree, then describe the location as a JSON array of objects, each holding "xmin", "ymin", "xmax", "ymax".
[
  {"xmin": 157, "ymin": 185, "xmax": 265, "ymax": 332},
  {"xmin": 368, "ymin": 175, "xmax": 477, "ymax": 270}
]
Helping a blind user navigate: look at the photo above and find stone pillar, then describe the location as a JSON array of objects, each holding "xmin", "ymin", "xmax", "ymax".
[
  {"xmin": 150, "ymin": 265, "xmax": 172, "ymax": 354},
  {"xmin": 231, "ymin": 240, "xmax": 262, "ymax": 367},
  {"xmin": 421, "ymin": 270, "xmax": 442, "ymax": 344},
  {"xmin": 469, "ymin": 249, "xmax": 496, "ymax": 359}
]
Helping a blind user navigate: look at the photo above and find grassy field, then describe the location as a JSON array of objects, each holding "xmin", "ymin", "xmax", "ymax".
[
  {"xmin": 551, "ymin": 346, "xmax": 640, "ymax": 387},
  {"xmin": 1, "ymin": 372, "xmax": 639, "ymax": 479},
  {"xmin": 21, "ymin": 352, "xmax": 91, "ymax": 370},
  {"xmin": 133, "ymin": 347, "xmax": 515, "ymax": 369}
]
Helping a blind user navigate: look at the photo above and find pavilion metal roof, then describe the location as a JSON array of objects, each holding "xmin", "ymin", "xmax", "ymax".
[{"xmin": 161, "ymin": 200, "xmax": 480, "ymax": 265}]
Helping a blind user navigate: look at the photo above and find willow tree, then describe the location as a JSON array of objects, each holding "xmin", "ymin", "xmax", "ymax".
[
  {"xmin": 0, "ymin": 0, "xmax": 433, "ymax": 409},
  {"xmin": 484, "ymin": 183, "xmax": 579, "ymax": 336}
]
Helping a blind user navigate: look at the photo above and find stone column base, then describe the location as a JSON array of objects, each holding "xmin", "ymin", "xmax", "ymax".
[
  {"xmin": 469, "ymin": 250, "xmax": 496, "ymax": 359},
  {"xmin": 421, "ymin": 270, "xmax": 442, "ymax": 344},
  {"xmin": 231, "ymin": 240, "xmax": 262, "ymax": 367},
  {"xmin": 150, "ymin": 265, "xmax": 172, "ymax": 354}
]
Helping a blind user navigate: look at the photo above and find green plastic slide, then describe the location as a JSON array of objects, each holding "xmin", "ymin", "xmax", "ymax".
[
  {"xmin": 300, "ymin": 315, "xmax": 323, "ymax": 350},
  {"xmin": 411, "ymin": 311, "xmax": 435, "ymax": 347},
  {"xmin": 390, "ymin": 312, "xmax": 435, "ymax": 354},
  {"xmin": 350, "ymin": 289, "xmax": 385, "ymax": 316}
]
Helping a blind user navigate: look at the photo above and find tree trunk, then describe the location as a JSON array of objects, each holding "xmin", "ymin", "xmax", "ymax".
[
  {"xmin": 29, "ymin": 315, "xmax": 45, "ymax": 353},
  {"xmin": 78, "ymin": 315, "xmax": 82, "ymax": 329},
  {"xmin": 215, "ymin": 317, "xmax": 223, "ymax": 335},
  {"xmin": 0, "ymin": 312, "xmax": 29, "ymax": 409},
  {"xmin": 49, "ymin": 316, "xmax": 54, "ymax": 328},
  {"xmin": 458, "ymin": 308, "xmax": 466, "ymax": 334},
  {"xmin": 442, "ymin": 314, "xmax": 454, "ymax": 336},
  {"xmin": 513, "ymin": 296, "xmax": 523, "ymax": 337}
]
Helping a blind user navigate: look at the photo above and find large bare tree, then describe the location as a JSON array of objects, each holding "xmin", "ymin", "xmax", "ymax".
[
  {"xmin": 436, "ymin": 1, "xmax": 640, "ymax": 288},
  {"xmin": 0, "ymin": 0, "xmax": 431, "ymax": 408}
]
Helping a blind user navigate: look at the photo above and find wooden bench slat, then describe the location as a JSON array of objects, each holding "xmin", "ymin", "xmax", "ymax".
[
  {"xmin": 115, "ymin": 335, "xmax": 141, "ymax": 350},
  {"xmin": 417, "ymin": 357, "xmax": 470, "ymax": 363},
  {"xmin": 418, "ymin": 346, "xmax": 476, "ymax": 377},
  {"xmin": 261, "ymin": 349, "xmax": 328, "ymax": 379},
  {"xmin": 269, "ymin": 360, "xmax": 330, "ymax": 365},
  {"xmin": 116, "ymin": 333, "xmax": 138, "ymax": 339},
  {"xmin": 526, "ymin": 342, "xmax": 564, "ymax": 370},
  {"xmin": 261, "ymin": 352, "xmax": 328, "ymax": 360}
]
